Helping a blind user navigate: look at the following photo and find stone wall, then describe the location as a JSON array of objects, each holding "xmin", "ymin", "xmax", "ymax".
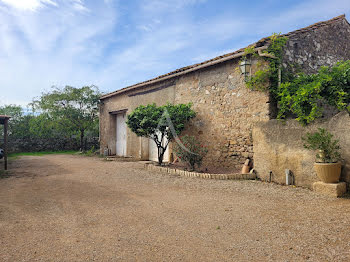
[
  {"xmin": 3, "ymin": 137, "xmax": 99, "ymax": 153},
  {"xmin": 100, "ymin": 58, "xmax": 270, "ymax": 170},
  {"xmin": 253, "ymin": 112, "xmax": 350, "ymax": 189},
  {"xmin": 273, "ymin": 16, "xmax": 350, "ymax": 119},
  {"xmin": 174, "ymin": 59, "xmax": 270, "ymax": 169},
  {"xmin": 252, "ymin": 17, "xmax": 350, "ymax": 186},
  {"xmin": 283, "ymin": 17, "xmax": 350, "ymax": 75}
]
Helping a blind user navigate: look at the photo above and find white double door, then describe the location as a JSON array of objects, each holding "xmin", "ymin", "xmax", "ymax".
[
  {"xmin": 149, "ymin": 131, "xmax": 169, "ymax": 162},
  {"xmin": 116, "ymin": 113, "xmax": 127, "ymax": 156}
]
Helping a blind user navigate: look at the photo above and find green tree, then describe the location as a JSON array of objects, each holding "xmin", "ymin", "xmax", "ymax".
[
  {"xmin": 31, "ymin": 85, "xmax": 100, "ymax": 150},
  {"xmin": 0, "ymin": 104, "xmax": 27, "ymax": 137},
  {"xmin": 126, "ymin": 103, "xmax": 196, "ymax": 165},
  {"xmin": 0, "ymin": 104, "xmax": 22, "ymax": 119},
  {"xmin": 29, "ymin": 113, "xmax": 60, "ymax": 139}
]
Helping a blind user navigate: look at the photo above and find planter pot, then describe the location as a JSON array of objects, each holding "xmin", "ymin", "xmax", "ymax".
[
  {"xmin": 314, "ymin": 162, "xmax": 341, "ymax": 183},
  {"xmin": 241, "ymin": 165, "xmax": 250, "ymax": 174},
  {"xmin": 241, "ymin": 159, "xmax": 251, "ymax": 174}
]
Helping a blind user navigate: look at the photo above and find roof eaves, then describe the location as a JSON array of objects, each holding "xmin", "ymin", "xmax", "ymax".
[
  {"xmin": 100, "ymin": 14, "xmax": 347, "ymax": 100},
  {"xmin": 100, "ymin": 46, "xmax": 268, "ymax": 100}
]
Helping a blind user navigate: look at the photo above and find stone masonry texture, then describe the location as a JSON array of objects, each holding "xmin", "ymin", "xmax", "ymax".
[
  {"xmin": 100, "ymin": 16, "xmax": 350, "ymax": 171},
  {"xmin": 282, "ymin": 16, "xmax": 350, "ymax": 75},
  {"xmin": 100, "ymin": 58, "xmax": 270, "ymax": 170},
  {"xmin": 253, "ymin": 112, "xmax": 350, "ymax": 189}
]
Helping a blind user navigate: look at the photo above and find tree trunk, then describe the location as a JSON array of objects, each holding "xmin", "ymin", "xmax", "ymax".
[
  {"xmin": 80, "ymin": 129, "xmax": 84, "ymax": 151},
  {"xmin": 158, "ymin": 146, "xmax": 164, "ymax": 165},
  {"xmin": 189, "ymin": 160, "xmax": 195, "ymax": 171},
  {"xmin": 154, "ymin": 134, "xmax": 169, "ymax": 165}
]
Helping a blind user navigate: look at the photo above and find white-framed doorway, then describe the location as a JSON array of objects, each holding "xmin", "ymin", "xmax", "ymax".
[{"xmin": 116, "ymin": 112, "xmax": 127, "ymax": 156}]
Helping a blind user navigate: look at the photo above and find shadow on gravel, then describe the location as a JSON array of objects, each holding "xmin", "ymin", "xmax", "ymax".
[
  {"xmin": 2, "ymin": 157, "xmax": 70, "ymax": 179},
  {"xmin": 340, "ymin": 192, "xmax": 350, "ymax": 199}
]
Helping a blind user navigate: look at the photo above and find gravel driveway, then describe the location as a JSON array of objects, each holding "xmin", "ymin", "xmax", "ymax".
[{"xmin": 1, "ymin": 154, "xmax": 350, "ymax": 261}]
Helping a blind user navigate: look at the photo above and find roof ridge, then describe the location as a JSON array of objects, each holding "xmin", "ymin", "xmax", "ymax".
[
  {"xmin": 254, "ymin": 14, "xmax": 347, "ymax": 46},
  {"xmin": 101, "ymin": 15, "xmax": 348, "ymax": 99},
  {"xmin": 284, "ymin": 14, "xmax": 346, "ymax": 37}
]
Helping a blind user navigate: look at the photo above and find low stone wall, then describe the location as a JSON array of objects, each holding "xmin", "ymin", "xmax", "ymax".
[
  {"xmin": 2, "ymin": 137, "xmax": 99, "ymax": 153},
  {"xmin": 144, "ymin": 163, "xmax": 256, "ymax": 180},
  {"xmin": 252, "ymin": 112, "xmax": 350, "ymax": 189}
]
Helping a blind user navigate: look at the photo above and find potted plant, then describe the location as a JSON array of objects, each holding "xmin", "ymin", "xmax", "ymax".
[{"xmin": 303, "ymin": 128, "xmax": 341, "ymax": 183}]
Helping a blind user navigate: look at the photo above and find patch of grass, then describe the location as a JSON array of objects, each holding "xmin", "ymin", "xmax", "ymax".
[
  {"xmin": 8, "ymin": 150, "xmax": 78, "ymax": 158},
  {"xmin": 0, "ymin": 169, "xmax": 10, "ymax": 179},
  {"xmin": 82, "ymin": 146, "xmax": 97, "ymax": 157}
]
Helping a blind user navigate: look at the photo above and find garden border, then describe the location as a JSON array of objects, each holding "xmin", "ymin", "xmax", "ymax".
[{"xmin": 144, "ymin": 163, "xmax": 256, "ymax": 180}]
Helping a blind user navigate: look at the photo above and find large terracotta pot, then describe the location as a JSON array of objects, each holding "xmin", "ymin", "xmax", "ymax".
[{"xmin": 314, "ymin": 162, "xmax": 341, "ymax": 183}]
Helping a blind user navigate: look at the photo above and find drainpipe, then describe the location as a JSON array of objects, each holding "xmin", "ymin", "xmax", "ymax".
[
  {"xmin": 257, "ymin": 47, "xmax": 281, "ymax": 120},
  {"xmin": 285, "ymin": 169, "xmax": 294, "ymax": 185},
  {"xmin": 257, "ymin": 49, "xmax": 276, "ymax": 59},
  {"xmin": 278, "ymin": 66, "xmax": 281, "ymax": 88},
  {"xmin": 269, "ymin": 171, "xmax": 273, "ymax": 182}
]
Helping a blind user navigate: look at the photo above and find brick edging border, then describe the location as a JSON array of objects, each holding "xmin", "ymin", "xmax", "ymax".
[{"xmin": 144, "ymin": 163, "xmax": 256, "ymax": 180}]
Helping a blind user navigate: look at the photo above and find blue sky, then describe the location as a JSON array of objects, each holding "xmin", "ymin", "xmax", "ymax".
[{"xmin": 0, "ymin": 0, "xmax": 349, "ymax": 106}]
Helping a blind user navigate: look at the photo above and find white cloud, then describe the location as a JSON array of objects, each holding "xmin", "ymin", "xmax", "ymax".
[
  {"xmin": 71, "ymin": 0, "xmax": 89, "ymax": 12},
  {"xmin": 0, "ymin": 0, "xmax": 57, "ymax": 11},
  {"xmin": 0, "ymin": 0, "xmax": 349, "ymax": 107},
  {"xmin": 0, "ymin": 0, "xmax": 117, "ymax": 106},
  {"xmin": 253, "ymin": 0, "xmax": 350, "ymax": 36},
  {"xmin": 141, "ymin": 0, "xmax": 207, "ymax": 12},
  {"xmin": 99, "ymin": 1, "xmax": 350, "ymax": 94},
  {"xmin": 137, "ymin": 25, "xmax": 152, "ymax": 32}
]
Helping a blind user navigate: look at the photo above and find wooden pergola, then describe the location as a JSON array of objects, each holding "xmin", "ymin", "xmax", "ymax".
[{"xmin": 0, "ymin": 115, "xmax": 10, "ymax": 170}]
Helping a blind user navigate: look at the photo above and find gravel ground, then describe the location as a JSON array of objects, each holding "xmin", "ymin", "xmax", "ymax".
[{"xmin": 1, "ymin": 155, "xmax": 350, "ymax": 261}]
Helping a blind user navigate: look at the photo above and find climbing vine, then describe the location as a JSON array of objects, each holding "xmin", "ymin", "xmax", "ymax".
[
  {"xmin": 243, "ymin": 33, "xmax": 350, "ymax": 125},
  {"xmin": 277, "ymin": 61, "xmax": 350, "ymax": 125},
  {"xmin": 245, "ymin": 33, "xmax": 288, "ymax": 95}
]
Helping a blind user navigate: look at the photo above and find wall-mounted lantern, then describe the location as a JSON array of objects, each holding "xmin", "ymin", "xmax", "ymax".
[{"xmin": 239, "ymin": 58, "xmax": 251, "ymax": 81}]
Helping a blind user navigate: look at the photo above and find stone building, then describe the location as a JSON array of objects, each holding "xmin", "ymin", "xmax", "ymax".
[{"xmin": 99, "ymin": 15, "xmax": 350, "ymax": 170}]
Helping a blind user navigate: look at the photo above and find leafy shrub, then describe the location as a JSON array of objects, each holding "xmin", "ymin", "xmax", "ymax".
[
  {"xmin": 173, "ymin": 135, "xmax": 208, "ymax": 171},
  {"xmin": 302, "ymin": 128, "xmax": 341, "ymax": 163},
  {"xmin": 126, "ymin": 103, "xmax": 196, "ymax": 165},
  {"xmin": 277, "ymin": 61, "xmax": 350, "ymax": 125},
  {"xmin": 84, "ymin": 146, "xmax": 96, "ymax": 157},
  {"xmin": 277, "ymin": 74, "xmax": 323, "ymax": 124},
  {"xmin": 246, "ymin": 67, "xmax": 270, "ymax": 91},
  {"xmin": 243, "ymin": 33, "xmax": 350, "ymax": 125}
]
